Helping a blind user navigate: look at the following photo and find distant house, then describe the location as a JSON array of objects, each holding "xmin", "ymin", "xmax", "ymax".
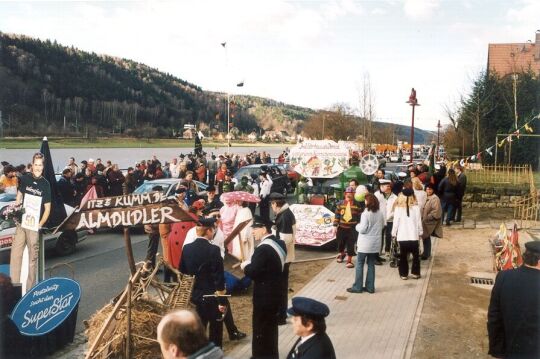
[
  {"xmin": 262, "ymin": 130, "xmax": 289, "ymax": 141},
  {"xmin": 183, "ymin": 128, "xmax": 195, "ymax": 139},
  {"xmin": 247, "ymin": 131, "xmax": 258, "ymax": 142},
  {"xmin": 487, "ymin": 31, "xmax": 540, "ymax": 77}
]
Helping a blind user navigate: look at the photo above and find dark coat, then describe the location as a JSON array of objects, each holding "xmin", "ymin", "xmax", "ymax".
[
  {"xmin": 57, "ymin": 175, "xmax": 75, "ymax": 207},
  {"xmin": 180, "ymin": 237, "xmax": 225, "ymax": 304},
  {"xmin": 275, "ymin": 206, "xmax": 296, "ymax": 235},
  {"xmin": 286, "ymin": 332, "xmax": 336, "ymax": 359},
  {"xmin": 243, "ymin": 234, "xmax": 285, "ymax": 310},
  {"xmin": 437, "ymin": 177, "xmax": 460, "ymax": 206},
  {"xmin": 487, "ymin": 266, "xmax": 540, "ymax": 358}
]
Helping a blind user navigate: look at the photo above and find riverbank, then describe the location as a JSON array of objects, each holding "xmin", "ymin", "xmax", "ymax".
[{"xmin": 0, "ymin": 137, "xmax": 293, "ymax": 149}]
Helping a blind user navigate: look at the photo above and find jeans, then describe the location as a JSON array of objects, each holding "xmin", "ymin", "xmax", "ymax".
[
  {"xmin": 352, "ymin": 252, "xmax": 377, "ymax": 292},
  {"xmin": 454, "ymin": 198, "xmax": 463, "ymax": 222},
  {"xmin": 442, "ymin": 201, "xmax": 455, "ymax": 225}
]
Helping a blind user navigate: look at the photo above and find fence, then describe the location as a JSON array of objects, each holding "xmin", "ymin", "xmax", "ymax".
[{"xmin": 467, "ymin": 165, "xmax": 533, "ymax": 190}]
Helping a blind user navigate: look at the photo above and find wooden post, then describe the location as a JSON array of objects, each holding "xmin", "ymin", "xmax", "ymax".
[
  {"xmin": 124, "ymin": 227, "xmax": 136, "ymax": 275},
  {"xmin": 126, "ymin": 280, "xmax": 132, "ymax": 359}
]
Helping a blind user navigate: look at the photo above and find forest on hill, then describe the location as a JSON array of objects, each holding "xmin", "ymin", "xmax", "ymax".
[{"xmin": 0, "ymin": 32, "xmax": 433, "ymax": 143}]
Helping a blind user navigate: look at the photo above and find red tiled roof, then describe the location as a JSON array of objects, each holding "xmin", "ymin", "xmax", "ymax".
[{"xmin": 487, "ymin": 43, "xmax": 540, "ymax": 77}]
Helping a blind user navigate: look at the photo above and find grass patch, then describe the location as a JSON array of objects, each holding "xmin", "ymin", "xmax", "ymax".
[{"xmin": 0, "ymin": 137, "xmax": 289, "ymax": 149}]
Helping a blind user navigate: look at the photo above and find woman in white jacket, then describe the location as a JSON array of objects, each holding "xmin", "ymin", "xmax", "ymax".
[
  {"xmin": 391, "ymin": 188, "xmax": 423, "ymax": 280},
  {"xmin": 347, "ymin": 193, "xmax": 386, "ymax": 294}
]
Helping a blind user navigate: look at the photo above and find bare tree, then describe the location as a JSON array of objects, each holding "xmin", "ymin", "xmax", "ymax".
[{"xmin": 359, "ymin": 73, "xmax": 376, "ymax": 149}]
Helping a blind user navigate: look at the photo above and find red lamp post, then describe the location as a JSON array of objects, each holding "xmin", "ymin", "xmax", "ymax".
[{"xmin": 406, "ymin": 88, "xmax": 420, "ymax": 162}]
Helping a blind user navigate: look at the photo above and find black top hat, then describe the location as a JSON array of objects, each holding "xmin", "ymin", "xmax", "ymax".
[{"xmin": 197, "ymin": 217, "xmax": 217, "ymax": 227}]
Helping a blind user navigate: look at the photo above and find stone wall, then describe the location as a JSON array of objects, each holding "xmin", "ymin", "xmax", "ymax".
[{"xmin": 462, "ymin": 186, "xmax": 530, "ymax": 208}]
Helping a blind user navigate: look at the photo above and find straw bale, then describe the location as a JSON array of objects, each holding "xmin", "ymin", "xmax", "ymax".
[{"xmin": 85, "ymin": 299, "xmax": 166, "ymax": 359}]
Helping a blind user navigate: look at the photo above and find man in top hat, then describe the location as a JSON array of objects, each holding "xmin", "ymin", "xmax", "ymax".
[
  {"xmin": 286, "ymin": 297, "xmax": 336, "ymax": 359},
  {"xmin": 180, "ymin": 217, "xmax": 227, "ymax": 347},
  {"xmin": 269, "ymin": 192, "xmax": 296, "ymax": 325},
  {"xmin": 241, "ymin": 215, "xmax": 286, "ymax": 359},
  {"xmin": 334, "ymin": 187, "xmax": 362, "ymax": 268},
  {"xmin": 487, "ymin": 241, "xmax": 540, "ymax": 358}
]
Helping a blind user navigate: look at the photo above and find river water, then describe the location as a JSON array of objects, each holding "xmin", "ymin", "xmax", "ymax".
[{"xmin": 0, "ymin": 145, "xmax": 288, "ymax": 172}]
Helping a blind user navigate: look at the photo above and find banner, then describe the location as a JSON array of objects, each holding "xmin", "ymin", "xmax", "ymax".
[
  {"xmin": 290, "ymin": 204, "xmax": 336, "ymax": 246},
  {"xmin": 81, "ymin": 191, "xmax": 166, "ymax": 211},
  {"xmin": 59, "ymin": 202, "xmax": 194, "ymax": 231},
  {"xmin": 289, "ymin": 140, "xmax": 350, "ymax": 178},
  {"xmin": 11, "ymin": 277, "xmax": 81, "ymax": 336}
]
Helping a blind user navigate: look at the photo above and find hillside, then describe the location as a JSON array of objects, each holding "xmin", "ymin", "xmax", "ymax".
[{"xmin": 0, "ymin": 32, "xmax": 432, "ymax": 143}]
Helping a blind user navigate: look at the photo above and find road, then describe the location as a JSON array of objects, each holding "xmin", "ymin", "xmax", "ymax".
[
  {"xmin": 46, "ymin": 228, "xmax": 335, "ymax": 335},
  {"xmin": 45, "ymin": 229, "xmax": 149, "ymax": 333}
]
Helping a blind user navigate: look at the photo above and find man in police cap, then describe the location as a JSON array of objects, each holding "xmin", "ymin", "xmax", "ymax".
[
  {"xmin": 487, "ymin": 240, "xmax": 540, "ymax": 358},
  {"xmin": 286, "ymin": 297, "xmax": 336, "ymax": 359},
  {"xmin": 269, "ymin": 192, "xmax": 296, "ymax": 324},
  {"xmin": 180, "ymin": 217, "xmax": 227, "ymax": 348},
  {"xmin": 241, "ymin": 215, "xmax": 286, "ymax": 359}
]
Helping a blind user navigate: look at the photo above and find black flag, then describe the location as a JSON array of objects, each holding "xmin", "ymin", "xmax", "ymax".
[
  {"xmin": 40, "ymin": 137, "xmax": 67, "ymax": 228},
  {"xmin": 194, "ymin": 133, "xmax": 203, "ymax": 156}
]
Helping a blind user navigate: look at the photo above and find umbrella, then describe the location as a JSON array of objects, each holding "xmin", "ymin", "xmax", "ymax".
[
  {"xmin": 40, "ymin": 136, "xmax": 67, "ymax": 228},
  {"xmin": 220, "ymin": 191, "xmax": 260, "ymax": 203}
]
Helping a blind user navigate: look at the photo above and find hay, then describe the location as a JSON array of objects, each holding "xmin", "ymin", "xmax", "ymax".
[{"xmin": 86, "ymin": 299, "xmax": 166, "ymax": 359}]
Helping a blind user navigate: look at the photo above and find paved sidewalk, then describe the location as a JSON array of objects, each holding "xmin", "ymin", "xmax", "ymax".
[{"xmin": 228, "ymin": 239, "xmax": 437, "ymax": 359}]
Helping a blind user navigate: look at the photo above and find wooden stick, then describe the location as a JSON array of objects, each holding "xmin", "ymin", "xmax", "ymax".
[
  {"xmin": 224, "ymin": 219, "xmax": 251, "ymax": 247},
  {"xmin": 124, "ymin": 227, "xmax": 136, "ymax": 275},
  {"xmin": 85, "ymin": 268, "xmax": 143, "ymax": 359},
  {"xmin": 126, "ymin": 280, "xmax": 132, "ymax": 359}
]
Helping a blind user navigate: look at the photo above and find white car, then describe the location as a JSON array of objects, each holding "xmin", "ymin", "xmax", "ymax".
[{"xmin": 389, "ymin": 154, "xmax": 400, "ymax": 162}]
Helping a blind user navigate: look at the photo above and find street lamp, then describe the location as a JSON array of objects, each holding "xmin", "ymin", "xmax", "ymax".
[
  {"xmin": 406, "ymin": 88, "xmax": 420, "ymax": 162},
  {"xmin": 436, "ymin": 119, "xmax": 442, "ymax": 160}
]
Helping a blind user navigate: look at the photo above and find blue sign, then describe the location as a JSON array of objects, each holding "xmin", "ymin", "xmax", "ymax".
[{"xmin": 11, "ymin": 277, "xmax": 81, "ymax": 336}]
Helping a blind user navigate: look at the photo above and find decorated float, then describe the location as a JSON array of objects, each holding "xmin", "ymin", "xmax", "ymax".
[{"xmin": 288, "ymin": 140, "xmax": 378, "ymax": 246}]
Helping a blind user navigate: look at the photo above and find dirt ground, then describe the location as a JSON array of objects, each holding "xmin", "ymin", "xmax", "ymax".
[
  {"xmin": 221, "ymin": 208, "xmax": 526, "ymax": 357},
  {"xmin": 411, "ymin": 225, "xmax": 498, "ymax": 358},
  {"xmin": 221, "ymin": 257, "xmax": 332, "ymax": 354}
]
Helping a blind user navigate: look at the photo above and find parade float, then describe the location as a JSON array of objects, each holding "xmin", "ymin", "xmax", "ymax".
[{"xmin": 288, "ymin": 140, "xmax": 378, "ymax": 247}]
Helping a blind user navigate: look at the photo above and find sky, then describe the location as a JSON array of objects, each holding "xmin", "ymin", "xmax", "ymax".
[{"xmin": 0, "ymin": 0, "xmax": 538, "ymax": 131}]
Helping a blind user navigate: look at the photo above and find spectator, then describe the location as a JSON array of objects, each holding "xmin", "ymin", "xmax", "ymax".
[
  {"xmin": 0, "ymin": 165, "xmax": 18, "ymax": 194},
  {"xmin": 107, "ymin": 164, "xmax": 125, "ymax": 196},
  {"xmin": 438, "ymin": 168, "xmax": 460, "ymax": 226},
  {"xmin": 348, "ymin": 193, "xmax": 385, "ymax": 294},
  {"xmin": 421, "ymin": 183, "xmax": 443, "ymax": 260},
  {"xmin": 72, "ymin": 172, "xmax": 87, "ymax": 206},
  {"xmin": 58, "ymin": 168, "xmax": 76, "ymax": 207},
  {"xmin": 391, "ymin": 188, "xmax": 423, "ymax": 280},
  {"xmin": 66, "ymin": 157, "xmax": 79, "ymax": 174},
  {"xmin": 454, "ymin": 164, "xmax": 467, "ymax": 223},
  {"xmin": 487, "ymin": 241, "xmax": 540, "ymax": 358},
  {"xmin": 411, "ymin": 177, "xmax": 427, "ymax": 213},
  {"xmin": 123, "ymin": 167, "xmax": 137, "ymax": 194},
  {"xmin": 286, "ymin": 297, "xmax": 336, "ymax": 359},
  {"xmin": 157, "ymin": 310, "xmax": 224, "ymax": 359}
]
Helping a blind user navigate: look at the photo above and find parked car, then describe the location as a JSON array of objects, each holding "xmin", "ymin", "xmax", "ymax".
[
  {"xmin": 389, "ymin": 153, "xmax": 400, "ymax": 162},
  {"xmin": 276, "ymin": 163, "xmax": 300, "ymax": 189},
  {"xmin": 0, "ymin": 200, "xmax": 87, "ymax": 267},
  {"xmin": 133, "ymin": 178, "xmax": 208, "ymax": 197},
  {"xmin": 234, "ymin": 164, "xmax": 291, "ymax": 195}
]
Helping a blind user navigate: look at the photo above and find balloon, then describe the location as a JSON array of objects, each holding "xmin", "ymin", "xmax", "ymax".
[
  {"xmin": 355, "ymin": 192, "xmax": 366, "ymax": 202},
  {"xmin": 356, "ymin": 185, "xmax": 368, "ymax": 194}
]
